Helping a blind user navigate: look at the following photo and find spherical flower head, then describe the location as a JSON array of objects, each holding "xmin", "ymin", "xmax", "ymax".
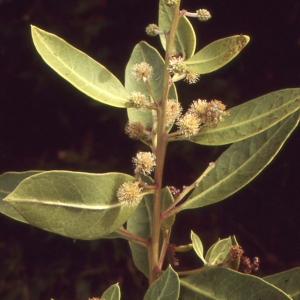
[
  {"xmin": 168, "ymin": 56, "xmax": 186, "ymax": 75},
  {"xmin": 133, "ymin": 151, "xmax": 156, "ymax": 175},
  {"xmin": 125, "ymin": 121, "xmax": 146, "ymax": 140},
  {"xmin": 132, "ymin": 61, "xmax": 153, "ymax": 82},
  {"xmin": 165, "ymin": 0, "xmax": 177, "ymax": 6},
  {"xmin": 188, "ymin": 99, "xmax": 208, "ymax": 122},
  {"xmin": 197, "ymin": 9, "xmax": 211, "ymax": 21},
  {"xmin": 165, "ymin": 99, "xmax": 182, "ymax": 127},
  {"xmin": 129, "ymin": 91, "xmax": 149, "ymax": 109},
  {"xmin": 184, "ymin": 71, "xmax": 200, "ymax": 84},
  {"xmin": 146, "ymin": 24, "xmax": 160, "ymax": 36},
  {"xmin": 206, "ymin": 99, "xmax": 229, "ymax": 125},
  {"xmin": 176, "ymin": 113, "xmax": 201, "ymax": 138},
  {"xmin": 117, "ymin": 181, "xmax": 142, "ymax": 207}
]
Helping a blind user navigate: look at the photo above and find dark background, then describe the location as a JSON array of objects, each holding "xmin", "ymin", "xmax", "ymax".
[{"xmin": 0, "ymin": 0, "xmax": 299, "ymax": 299}]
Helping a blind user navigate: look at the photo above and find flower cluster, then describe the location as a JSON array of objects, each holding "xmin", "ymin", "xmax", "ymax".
[
  {"xmin": 176, "ymin": 99, "xmax": 228, "ymax": 138},
  {"xmin": 125, "ymin": 121, "xmax": 147, "ymax": 140},
  {"xmin": 165, "ymin": 99, "xmax": 182, "ymax": 127},
  {"xmin": 128, "ymin": 91, "xmax": 150, "ymax": 109}
]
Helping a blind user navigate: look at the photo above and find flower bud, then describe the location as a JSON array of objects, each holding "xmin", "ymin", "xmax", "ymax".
[
  {"xmin": 165, "ymin": 0, "xmax": 177, "ymax": 7},
  {"xmin": 145, "ymin": 24, "xmax": 162, "ymax": 36},
  {"xmin": 197, "ymin": 9, "xmax": 211, "ymax": 21}
]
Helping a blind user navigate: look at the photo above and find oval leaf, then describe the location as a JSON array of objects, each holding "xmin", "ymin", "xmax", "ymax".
[
  {"xmin": 184, "ymin": 35, "xmax": 250, "ymax": 74},
  {"xmin": 125, "ymin": 41, "xmax": 177, "ymax": 132},
  {"xmin": 264, "ymin": 268, "xmax": 300, "ymax": 299},
  {"xmin": 158, "ymin": 0, "xmax": 196, "ymax": 58},
  {"xmin": 144, "ymin": 265, "xmax": 179, "ymax": 300},
  {"xmin": 127, "ymin": 176, "xmax": 154, "ymax": 277},
  {"xmin": 190, "ymin": 88, "xmax": 300, "ymax": 145},
  {"xmin": 101, "ymin": 283, "xmax": 121, "ymax": 300},
  {"xmin": 180, "ymin": 268, "xmax": 292, "ymax": 299},
  {"xmin": 190, "ymin": 231, "xmax": 206, "ymax": 264},
  {"xmin": 180, "ymin": 111, "xmax": 299, "ymax": 210},
  {"xmin": 204, "ymin": 237, "xmax": 231, "ymax": 265},
  {"xmin": 4, "ymin": 171, "xmax": 137, "ymax": 239},
  {"xmin": 0, "ymin": 171, "xmax": 41, "ymax": 223},
  {"xmin": 31, "ymin": 25, "xmax": 130, "ymax": 108}
]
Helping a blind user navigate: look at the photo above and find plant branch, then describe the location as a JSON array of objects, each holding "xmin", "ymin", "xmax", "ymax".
[{"xmin": 148, "ymin": 0, "xmax": 183, "ymax": 285}]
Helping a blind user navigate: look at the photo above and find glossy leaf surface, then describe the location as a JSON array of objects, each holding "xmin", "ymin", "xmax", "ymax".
[
  {"xmin": 180, "ymin": 268, "xmax": 292, "ymax": 299},
  {"xmin": 184, "ymin": 35, "xmax": 250, "ymax": 74},
  {"xmin": 144, "ymin": 265, "xmax": 179, "ymax": 300},
  {"xmin": 101, "ymin": 283, "xmax": 121, "ymax": 300},
  {"xmin": 31, "ymin": 26, "xmax": 129, "ymax": 108},
  {"xmin": 0, "ymin": 171, "xmax": 41, "ymax": 223},
  {"xmin": 125, "ymin": 41, "xmax": 177, "ymax": 132},
  {"xmin": 264, "ymin": 268, "xmax": 300, "ymax": 300},
  {"xmin": 190, "ymin": 89, "xmax": 300, "ymax": 146},
  {"xmin": 181, "ymin": 111, "xmax": 299, "ymax": 210},
  {"xmin": 158, "ymin": 0, "xmax": 196, "ymax": 59},
  {"xmin": 5, "ymin": 171, "xmax": 136, "ymax": 239}
]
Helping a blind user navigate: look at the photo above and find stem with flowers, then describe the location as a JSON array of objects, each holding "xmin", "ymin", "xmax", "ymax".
[{"xmin": 1, "ymin": 0, "xmax": 299, "ymax": 299}]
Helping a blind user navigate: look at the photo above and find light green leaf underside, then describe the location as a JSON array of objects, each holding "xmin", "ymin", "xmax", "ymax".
[
  {"xmin": 144, "ymin": 265, "xmax": 179, "ymax": 300},
  {"xmin": 31, "ymin": 25, "xmax": 129, "ymax": 108},
  {"xmin": 4, "ymin": 171, "xmax": 136, "ymax": 239},
  {"xmin": 158, "ymin": 0, "xmax": 196, "ymax": 58},
  {"xmin": 179, "ymin": 268, "xmax": 292, "ymax": 300},
  {"xmin": 126, "ymin": 176, "xmax": 154, "ymax": 277},
  {"xmin": 0, "ymin": 171, "xmax": 42, "ymax": 223},
  {"xmin": 204, "ymin": 237, "xmax": 231, "ymax": 265},
  {"xmin": 191, "ymin": 231, "xmax": 206, "ymax": 264},
  {"xmin": 125, "ymin": 41, "xmax": 177, "ymax": 131},
  {"xmin": 264, "ymin": 268, "xmax": 300, "ymax": 300},
  {"xmin": 101, "ymin": 283, "xmax": 121, "ymax": 300},
  {"xmin": 190, "ymin": 88, "xmax": 300, "ymax": 146},
  {"xmin": 181, "ymin": 111, "xmax": 299, "ymax": 210},
  {"xmin": 184, "ymin": 35, "xmax": 250, "ymax": 74}
]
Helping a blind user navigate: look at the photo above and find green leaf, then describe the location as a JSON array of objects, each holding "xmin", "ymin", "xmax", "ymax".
[
  {"xmin": 158, "ymin": 0, "xmax": 196, "ymax": 59},
  {"xmin": 184, "ymin": 35, "xmax": 250, "ymax": 74},
  {"xmin": 180, "ymin": 111, "xmax": 299, "ymax": 210},
  {"xmin": 4, "ymin": 171, "xmax": 136, "ymax": 239},
  {"xmin": 190, "ymin": 231, "xmax": 206, "ymax": 264},
  {"xmin": 0, "ymin": 171, "xmax": 41, "ymax": 223},
  {"xmin": 204, "ymin": 236, "xmax": 231, "ymax": 265},
  {"xmin": 31, "ymin": 25, "xmax": 129, "ymax": 108},
  {"xmin": 190, "ymin": 89, "xmax": 300, "ymax": 146},
  {"xmin": 180, "ymin": 268, "xmax": 292, "ymax": 299},
  {"xmin": 161, "ymin": 187, "xmax": 175, "ymax": 230},
  {"xmin": 125, "ymin": 41, "xmax": 177, "ymax": 135},
  {"xmin": 144, "ymin": 265, "xmax": 180, "ymax": 300},
  {"xmin": 126, "ymin": 176, "xmax": 154, "ymax": 277},
  {"xmin": 101, "ymin": 283, "xmax": 121, "ymax": 300},
  {"xmin": 264, "ymin": 268, "xmax": 300, "ymax": 300}
]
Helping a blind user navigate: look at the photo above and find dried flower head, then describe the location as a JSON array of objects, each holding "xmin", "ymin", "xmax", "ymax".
[
  {"xmin": 229, "ymin": 245, "xmax": 244, "ymax": 260},
  {"xmin": 184, "ymin": 71, "xmax": 201, "ymax": 84},
  {"xmin": 145, "ymin": 24, "xmax": 160, "ymax": 36},
  {"xmin": 117, "ymin": 181, "xmax": 142, "ymax": 206},
  {"xmin": 165, "ymin": 99, "xmax": 182, "ymax": 127},
  {"xmin": 206, "ymin": 99, "xmax": 228, "ymax": 125},
  {"xmin": 176, "ymin": 113, "xmax": 201, "ymax": 138},
  {"xmin": 128, "ymin": 92, "xmax": 149, "ymax": 109},
  {"xmin": 197, "ymin": 9, "xmax": 211, "ymax": 21},
  {"xmin": 133, "ymin": 152, "xmax": 156, "ymax": 175},
  {"xmin": 125, "ymin": 121, "xmax": 146, "ymax": 140},
  {"xmin": 132, "ymin": 62, "xmax": 153, "ymax": 82}
]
